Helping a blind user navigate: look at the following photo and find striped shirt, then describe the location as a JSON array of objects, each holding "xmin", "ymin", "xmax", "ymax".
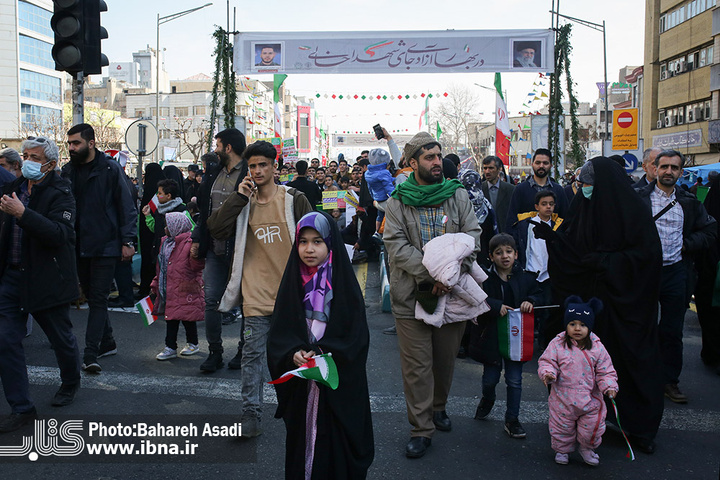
[
  {"xmin": 650, "ymin": 185, "xmax": 684, "ymax": 265},
  {"xmin": 416, "ymin": 206, "xmax": 446, "ymax": 246}
]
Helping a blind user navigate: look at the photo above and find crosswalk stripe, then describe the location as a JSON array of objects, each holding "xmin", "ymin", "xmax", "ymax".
[{"xmin": 26, "ymin": 366, "xmax": 717, "ymax": 433}]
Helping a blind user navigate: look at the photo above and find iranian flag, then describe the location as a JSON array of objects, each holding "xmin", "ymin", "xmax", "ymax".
[
  {"xmin": 135, "ymin": 296, "xmax": 157, "ymax": 326},
  {"xmin": 498, "ymin": 309, "xmax": 534, "ymax": 362},
  {"xmin": 147, "ymin": 194, "xmax": 160, "ymax": 213},
  {"xmin": 268, "ymin": 353, "xmax": 339, "ymax": 390},
  {"xmin": 495, "ymin": 72, "xmax": 511, "ymax": 168}
]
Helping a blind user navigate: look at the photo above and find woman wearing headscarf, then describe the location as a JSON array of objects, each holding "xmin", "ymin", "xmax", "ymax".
[
  {"xmin": 694, "ymin": 172, "xmax": 720, "ymax": 374},
  {"xmin": 459, "ymin": 168, "xmax": 498, "ymax": 267},
  {"xmin": 162, "ymin": 165, "xmax": 186, "ymax": 203},
  {"xmin": 534, "ymin": 156, "xmax": 664, "ymax": 454},
  {"xmin": 138, "ymin": 163, "xmax": 164, "ymax": 297},
  {"xmin": 268, "ymin": 211, "xmax": 374, "ymax": 479}
]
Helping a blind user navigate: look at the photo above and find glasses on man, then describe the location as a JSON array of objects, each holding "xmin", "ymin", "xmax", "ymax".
[{"xmin": 27, "ymin": 136, "xmax": 48, "ymax": 143}]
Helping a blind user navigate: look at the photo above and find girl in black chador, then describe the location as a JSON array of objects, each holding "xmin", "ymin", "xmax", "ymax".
[{"xmin": 268, "ymin": 211, "xmax": 374, "ymax": 479}]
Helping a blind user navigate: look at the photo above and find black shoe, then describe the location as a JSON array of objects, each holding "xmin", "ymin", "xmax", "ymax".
[
  {"xmin": 82, "ymin": 358, "xmax": 102, "ymax": 373},
  {"xmin": 108, "ymin": 298, "xmax": 133, "ymax": 308},
  {"xmin": 432, "ymin": 410, "xmax": 452, "ymax": 432},
  {"xmin": 52, "ymin": 383, "xmax": 80, "ymax": 407},
  {"xmin": 474, "ymin": 398, "xmax": 494, "ymax": 420},
  {"xmin": 200, "ymin": 350, "xmax": 224, "ymax": 372},
  {"xmin": 98, "ymin": 343, "xmax": 118, "ymax": 358},
  {"xmin": 629, "ymin": 435, "xmax": 656, "ymax": 454},
  {"xmin": 382, "ymin": 325, "xmax": 397, "ymax": 335},
  {"xmin": 504, "ymin": 419, "xmax": 527, "ymax": 438},
  {"xmin": 221, "ymin": 315, "xmax": 237, "ymax": 325},
  {"xmin": 664, "ymin": 383, "xmax": 688, "ymax": 404},
  {"xmin": 228, "ymin": 349, "xmax": 243, "ymax": 370},
  {"xmin": 0, "ymin": 410, "xmax": 37, "ymax": 433},
  {"xmin": 405, "ymin": 436, "xmax": 431, "ymax": 458}
]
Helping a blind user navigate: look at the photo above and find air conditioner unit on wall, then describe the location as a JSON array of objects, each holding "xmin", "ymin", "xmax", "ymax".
[
  {"xmin": 665, "ymin": 116, "xmax": 674, "ymax": 127},
  {"xmin": 675, "ymin": 63, "xmax": 683, "ymax": 73},
  {"xmin": 660, "ymin": 71, "xmax": 668, "ymax": 80},
  {"xmin": 657, "ymin": 120, "xmax": 663, "ymax": 128},
  {"xmin": 677, "ymin": 115, "xmax": 684, "ymax": 125}
]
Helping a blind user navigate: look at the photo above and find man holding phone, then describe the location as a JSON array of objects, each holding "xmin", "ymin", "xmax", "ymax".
[
  {"xmin": 207, "ymin": 141, "xmax": 313, "ymax": 437},
  {"xmin": 191, "ymin": 128, "xmax": 247, "ymax": 373}
]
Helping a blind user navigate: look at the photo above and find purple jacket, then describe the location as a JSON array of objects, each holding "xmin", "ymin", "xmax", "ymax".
[{"xmin": 151, "ymin": 231, "xmax": 205, "ymax": 321}]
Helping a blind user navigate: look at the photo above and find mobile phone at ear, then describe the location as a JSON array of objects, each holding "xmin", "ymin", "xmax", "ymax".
[{"xmin": 373, "ymin": 124, "xmax": 384, "ymax": 140}]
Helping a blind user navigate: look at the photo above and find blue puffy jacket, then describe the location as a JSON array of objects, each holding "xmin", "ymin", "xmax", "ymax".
[{"xmin": 364, "ymin": 164, "xmax": 395, "ymax": 202}]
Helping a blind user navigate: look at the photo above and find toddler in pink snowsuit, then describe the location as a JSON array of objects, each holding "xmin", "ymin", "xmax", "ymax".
[{"xmin": 538, "ymin": 296, "xmax": 618, "ymax": 466}]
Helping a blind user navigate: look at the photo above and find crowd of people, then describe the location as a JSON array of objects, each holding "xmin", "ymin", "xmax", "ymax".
[{"xmin": 0, "ymin": 123, "xmax": 718, "ymax": 477}]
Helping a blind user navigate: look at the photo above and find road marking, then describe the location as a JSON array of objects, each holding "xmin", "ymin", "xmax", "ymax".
[{"xmin": 27, "ymin": 366, "xmax": 718, "ymax": 433}]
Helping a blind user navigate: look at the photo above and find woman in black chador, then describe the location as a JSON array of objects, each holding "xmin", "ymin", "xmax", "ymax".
[
  {"xmin": 268, "ymin": 211, "xmax": 374, "ymax": 479},
  {"xmin": 534, "ymin": 157, "xmax": 664, "ymax": 454}
]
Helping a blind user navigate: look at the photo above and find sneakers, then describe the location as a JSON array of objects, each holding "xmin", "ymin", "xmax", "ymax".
[
  {"xmin": 240, "ymin": 414, "xmax": 262, "ymax": 438},
  {"xmin": 382, "ymin": 325, "xmax": 397, "ymax": 335},
  {"xmin": 156, "ymin": 347, "xmax": 177, "ymax": 361},
  {"xmin": 228, "ymin": 349, "xmax": 243, "ymax": 370},
  {"xmin": 554, "ymin": 452, "xmax": 569, "ymax": 465},
  {"xmin": 200, "ymin": 350, "xmax": 224, "ymax": 372},
  {"xmin": 504, "ymin": 419, "xmax": 527, "ymax": 438},
  {"xmin": 52, "ymin": 383, "xmax": 80, "ymax": 407},
  {"xmin": 579, "ymin": 447, "xmax": 600, "ymax": 466},
  {"xmin": 474, "ymin": 398, "xmax": 494, "ymax": 420},
  {"xmin": 82, "ymin": 360, "xmax": 102, "ymax": 373},
  {"xmin": 180, "ymin": 344, "xmax": 200, "ymax": 356},
  {"xmin": 664, "ymin": 383, "xmax": 688, "ymax": 404},
  {"xmin": 0, "ymin": 410, "xmax": 37, "ymax": 433},
  {"xmin": 98, "ymin": 343, "xmax": 118, "ymax": 358}
]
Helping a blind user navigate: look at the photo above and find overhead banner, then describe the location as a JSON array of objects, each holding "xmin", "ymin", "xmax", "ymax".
[{"xmin": 234, "ymin": 30, "xmax": 554, "ymax": 75}]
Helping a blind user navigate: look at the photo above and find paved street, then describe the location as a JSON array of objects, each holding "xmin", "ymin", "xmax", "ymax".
[{"xmin": 2, "ymin": 260, "xmax": 719, "ymax": 479}]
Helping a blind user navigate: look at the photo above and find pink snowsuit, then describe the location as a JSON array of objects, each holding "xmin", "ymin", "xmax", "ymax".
[{"xmin": 538, "ymin": 332, "xmax": 618, "ymax": 454}]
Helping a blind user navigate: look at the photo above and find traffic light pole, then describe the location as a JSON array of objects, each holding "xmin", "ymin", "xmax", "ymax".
[{"xmin": 72, "ymin": 71, "xmax": 84, "ymax": 125}]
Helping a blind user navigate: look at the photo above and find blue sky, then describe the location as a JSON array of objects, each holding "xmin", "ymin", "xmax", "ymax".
[{"xmin": 101, "ymin": 0, "xmax": 645, "ymax": 132}]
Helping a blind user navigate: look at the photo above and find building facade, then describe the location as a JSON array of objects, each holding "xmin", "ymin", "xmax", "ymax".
[
  {"xmin": 0, "ymin": 0, "xmax": 67, "ymax": 144},
  {"xmin": 643, "ymin": 0, "xmax": 719, "ymax": 165}
]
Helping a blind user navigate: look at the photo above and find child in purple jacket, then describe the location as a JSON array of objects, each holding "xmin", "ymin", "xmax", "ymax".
[{"xmin": 151, "ymin": 212, "xmax": 205, "ymax": 360}]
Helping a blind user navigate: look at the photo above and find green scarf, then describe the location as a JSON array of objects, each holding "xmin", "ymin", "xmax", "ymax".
[{"xmin": 391, "ymin": 172, "xmax": 463, "ymax": 206}]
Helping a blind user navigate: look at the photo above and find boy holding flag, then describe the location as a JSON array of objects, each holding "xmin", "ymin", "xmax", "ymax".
[{"xmin": 468, "ymin": 233, "xmax": 542, "ymax": 438}]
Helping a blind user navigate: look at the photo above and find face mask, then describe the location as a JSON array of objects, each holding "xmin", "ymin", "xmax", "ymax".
[
  {"xmin": 582, "ymin": 185, "xmax": 594, "ymax": 200},
  {"xmin": 22, "ymin": 160, "xmax": 50, "ymax": 180}
]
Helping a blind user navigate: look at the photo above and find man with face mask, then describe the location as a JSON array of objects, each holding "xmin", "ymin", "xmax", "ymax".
[
  {"xmin": 190, "ymin": 128, "xmax": 248, "ymax": 373},
  {"xmin": 61, "ymin": 124, "xmax": 137, "ymax": 374},
  {"xmin": 0, "ymin": 136, "xmax": 82, "ymax": 432}
]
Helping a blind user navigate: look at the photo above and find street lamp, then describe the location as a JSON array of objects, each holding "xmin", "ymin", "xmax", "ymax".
[
  {"xmin": 550, "ymin": 10, "xmax": 608, "ymax": 156},
  {"xmin": 155, "ymin": 3, "xmax": 213, "ymax": 162}
]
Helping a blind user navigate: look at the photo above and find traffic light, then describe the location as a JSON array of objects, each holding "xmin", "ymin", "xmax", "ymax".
[
  {"xmin": 83, "ymin": 0, "xmax": 109, "ymax": 75},
  {"xmin": 51, "ymin": 0, "xmax": 84, "ymax": 72},
  {"xmin": 51, "ymin": 0, "xmax": 108, "ymax": 74}
]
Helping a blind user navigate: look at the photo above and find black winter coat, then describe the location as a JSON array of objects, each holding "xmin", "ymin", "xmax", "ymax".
[
  {"xmin": 61, "ymin": 150, "xmax": 137, "ymax": 257},
  {"xmin": 0, "ymin": 172, "xmax": 79, "ymax": 313},
  {"xmin": 469, "ymin": 265, "xmax": 542, "ymax": 365}
]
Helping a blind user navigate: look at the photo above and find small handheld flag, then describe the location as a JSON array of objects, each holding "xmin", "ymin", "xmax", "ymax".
[
  {"xmin": 610, "ymin": 398, "xmax": 636, "ymax": 461},
  {"xmin": 135, "ymin": 296, "xmax": 158, "ymax": 326},
  {"xmin": 268, "ymin": 353, "xmax": 339, "ymax": 390},
  {"xmin": 498, "ymin": 309, "xmax": 534, "ymax": 362},
  {"xmin": 147, "ymin": 194, "xmax": 160, "ymax": 213}
]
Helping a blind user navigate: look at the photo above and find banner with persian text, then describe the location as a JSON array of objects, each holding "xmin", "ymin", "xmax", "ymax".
[{"xmin": 234, "ymin": 30, "xmax": 554, "ymax": 75}]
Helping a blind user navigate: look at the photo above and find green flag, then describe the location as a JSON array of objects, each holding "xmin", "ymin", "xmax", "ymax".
[
  {"xmin": 273, "ymin": 74, "xmax": 288, "ymax": 103},
  {"xmin": 436, "ymin": 121, "xmax": 442, "ymax": 139}
]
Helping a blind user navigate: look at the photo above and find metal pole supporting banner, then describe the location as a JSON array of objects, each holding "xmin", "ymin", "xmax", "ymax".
[{"xmin": 137, "ymin": 123, "xmax": 147, "ymax": 197}]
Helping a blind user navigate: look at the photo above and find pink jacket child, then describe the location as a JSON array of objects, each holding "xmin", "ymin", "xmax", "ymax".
[
  {"xmin": 538, "ymin": 296, "xmax": 618, "ymax": 466},
  {"xmin": 151, "ymin": 212, "xmax": 205, "ymax": 360}
]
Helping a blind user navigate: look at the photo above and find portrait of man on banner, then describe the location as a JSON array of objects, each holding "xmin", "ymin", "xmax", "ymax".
[
  {"xmin": 511, "ymin": 40, "xmax": 541, "ymax": 68},
  {"xmin": 253, "ymin": 42, "xmax": 283, "ymax": 69}
]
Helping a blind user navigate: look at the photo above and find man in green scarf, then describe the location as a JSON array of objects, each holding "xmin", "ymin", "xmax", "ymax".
[{"xmin": 384, "ymin": 132, "xmax": 482, "ymax": 459}]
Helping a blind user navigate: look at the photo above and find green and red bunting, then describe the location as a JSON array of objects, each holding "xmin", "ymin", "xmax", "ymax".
[
  {"xmin": 498, "ymin": 309, "xmax": 534, "ymax": 362},
  {"xmin": 268, "ymin": 353, "xmax": 339, "ymax": 390},
  {"xmin": 135, "ymin": 296, "xmax": 157, "ymax": 326}
]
